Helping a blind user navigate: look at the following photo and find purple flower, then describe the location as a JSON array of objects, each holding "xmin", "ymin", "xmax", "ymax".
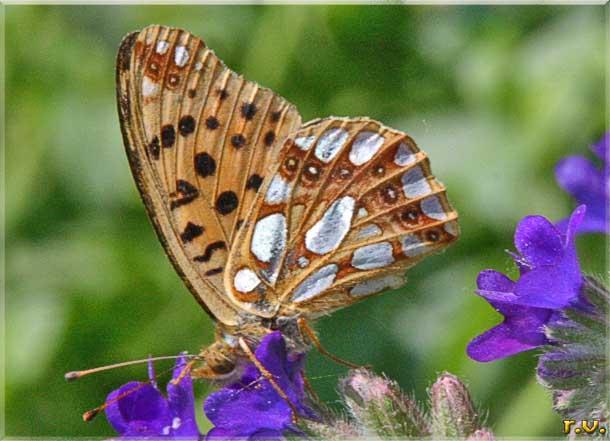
[
  {"xmin": 105, "ymin": 354, "xmax": 200, "ymax": 438},
  {"xmin": 205, "ymin": 331, "xmax": 314, "ymax": 439},
  {"xmin": 555, "ymin": 132, "xmax": 609, "ymax": 235},
  {"xmin": 467, "ymin": 206, "xmax": 586, "ymax": 362}
]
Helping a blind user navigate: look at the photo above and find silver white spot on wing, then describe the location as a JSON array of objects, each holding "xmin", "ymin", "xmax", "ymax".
[
  {"xmin": 394, "ymin": 143, "xmax": 416, "ymax": 166},
  {"xmin": 297, "ymin": 256, "xmax": 309, "ymax": 268},
  {"xmin": 174, "ymin": 45, "xmax": 189, "ymax": 67},
  {"xmin": 251, "ymin": 213, "xmax": 287, "ymax": 263},
  {"xmin": 351, "ymin": 242, "xmax": 395, "ymax": 270},
  {"xmin": 356, "ymin": 207, "xmax": 369, "ymax": 219},
  {"xmin": 350, "ymin": 274, "xmax": 405, "ymax": 297},
  {"xmin": 348, "ymin": 131, "xmax": 385, "ymax": 166},
  {"xmin": 291, "ymin": 264, "xmax": 338, "ymax": 302},
  {"xmin": 295, "ymin": 135, "xmax": 316, "ymax": 151},
  {"xmin": 444, "ymin": 221, "xmax": 458, "ymax": 236},
  {"xmin": 142, "ymin": 76, "xmax": 158, "ymax": 97},
  {"xmin": 265, "ymin": 174, "xmax": 291, "ymax": 205},
  {"xmin": 355, "ymin": 224, "xmax": 382, "ymax": 239},
  {"xmin": 156, "ymin": 40, "xmax": 169, "ymax": 54},
  {"xmin": 401, "ymin": 166, "xmax": 431, "ymax": 198},
  {"xmin": 402, "ymin": 234, "xmax": 429, "ymax": 257},
  {"xmin": 314, "ymin": 128, "xmax": 349, "ymax": 163},
  {"xmin": 194, "ymin": 61, "xmax": 203, "ymax": 71},
  {"xmin": 421, "ymin": 196, "xmax": 447, "ymax": 220},
  {"xmin": 234, "ymin": 268, "xmax": 261, "ymax": 293},
  {"xmin": 305, "ymin": 196, "xmax": 355, "ymax": 255}
]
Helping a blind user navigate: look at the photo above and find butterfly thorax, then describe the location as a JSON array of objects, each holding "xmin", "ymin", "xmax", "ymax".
[{"xmin": 192, "ymin": 316, "xmax": 310, "ymax": 382}]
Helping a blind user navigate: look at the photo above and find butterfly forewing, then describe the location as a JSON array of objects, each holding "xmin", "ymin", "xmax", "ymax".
[
  {"xmin": 116, "ymin": 25, "xmax": 301, "ymax": 325},
  {"xmin": 225, "ymin": 118, "xmax": 459, "ymax": 318}
]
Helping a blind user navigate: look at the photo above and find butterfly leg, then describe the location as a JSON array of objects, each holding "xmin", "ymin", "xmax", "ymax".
[
  {"xmin": 297, "ymin": 318, "xmax": 361, "ymax": 369},
  {"xmin": 238, "ymin": 337, "xmax": 300, "ymax": 424},
  {"xmin": 170, "ymin": 359, "xmax": 197, "ymax": 385},
  {"xmin": 302, "ymin": 374, "xmax": 319, "ymax": 402}
]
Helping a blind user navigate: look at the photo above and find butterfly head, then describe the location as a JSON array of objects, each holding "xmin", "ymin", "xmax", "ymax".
[{"xmin": 192, "ymin": 339, "xmax": 239, "ymax": 381}]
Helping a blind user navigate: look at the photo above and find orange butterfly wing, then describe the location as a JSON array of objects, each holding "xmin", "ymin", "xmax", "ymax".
[
  {"xmin": 116, "ymin": 25, "xmax": 302, "ymax": 325},
  {"xmin": 225, "ymin": 118, "xmax": 459, "ymax": 318}
]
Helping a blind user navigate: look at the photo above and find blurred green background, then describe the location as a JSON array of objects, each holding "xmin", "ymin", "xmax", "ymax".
[{"xmin": 5, "ymin": 4, "xmax": 607, "ymax": 437}]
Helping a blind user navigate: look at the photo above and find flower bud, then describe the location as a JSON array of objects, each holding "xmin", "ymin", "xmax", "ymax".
[
  {"xmin": 429, "ymin": 372, "xmax": 479, "ymax": 438},
  {"xmin": 467, "ymin": 428, "xmax": 496, "ymax": 440},
  {"xmin": 339, "ymin": 368, "xmax": 429, "ymax": 438}
]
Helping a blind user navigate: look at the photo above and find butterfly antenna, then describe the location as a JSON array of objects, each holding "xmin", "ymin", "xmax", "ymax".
[
  {"xmin": 79, "ymin": 358, "xmax": 198, "ymax": 422},
  {"xmin": 82, "ymin": 381, "xmax": 149, "ymax": 421},
  {"xmin": 65, "ymin": 354, "xmax": 198, "ymax": 382}
]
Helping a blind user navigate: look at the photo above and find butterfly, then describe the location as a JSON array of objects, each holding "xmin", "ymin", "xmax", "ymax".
[{"xmin": 116, "ymin": 24, "xmax": 459, "ymax": 382}]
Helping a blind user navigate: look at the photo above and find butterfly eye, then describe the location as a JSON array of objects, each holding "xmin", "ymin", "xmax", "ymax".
[
  {"xmin": 426, "ymin": 229, "xmax": 440, "ymax": 242},
  {"xmin": 380, "ymin": 184, "xmax": 399, "ymax": 204}
]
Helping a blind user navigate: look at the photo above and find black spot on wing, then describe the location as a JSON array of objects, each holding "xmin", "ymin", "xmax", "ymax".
[
  {"xmin": 241, "ymin": 102, "xmax": 258, "ymax": 120},
  {"xmin": 178, "ymin": 115, "xmax": 196, "ymax": 136},
  {"xmin": 215, "ymin": 191, "xmax": 239, "ymax": 215},
  {"xmin": 264, "ymin": 131, "xmax": 275, "ymax": 147},
  {"xmin": 231, "ymin": 134, "xmax": 246, "ymax": 149},
  {"xmin": 194, "ymin": 241, "xmax": 227, "ymax": 262},
  {"xmin": 205, "ymin": 267, "xmax": 223, "ymax": 276},
  {"xmin": 161, "ymin": 125, "xmax": 176, "ymax": 148},
  {"xmin": 205, "ymin": 116, "xmax": 220, "ymax": 130},
  {"xmin": 171, "ymin": 179, "xmax": 199, "ymax": 210},
  {"xmin": 195, "ymin": 153, "xmax": 216, "ymax": 178},
  {"xmin": 246, "ymin": 174, "xmax": 263, "ymax": 191},
  {"xmin": 148, "ymin": 136, "xmax": 160, "ymax": 160},
  {"xmin": 180, "ymin": 222, "xmax": 204, "ymax": 243}
]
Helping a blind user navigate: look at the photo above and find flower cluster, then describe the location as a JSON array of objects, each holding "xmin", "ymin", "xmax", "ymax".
[
  {"xmin": 467, "ymin": 132, "xmax": 609, "ymax": 419},
  {"xmin": 468, "ymin": 131, "xmax": 608, "ymax": 362},
  {"xmin": 467, "ymin": 206, "xmax": 585, "ymax": 361},
  {"xmin": 105, "ymin": 353, "xmax": 200, "ymax": 438},
  {"xmin": 104, "ymin": 332, "xmax": 311, "ymax": 440}
]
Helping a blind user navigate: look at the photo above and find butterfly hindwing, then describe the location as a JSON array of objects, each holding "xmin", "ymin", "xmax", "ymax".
[
  {"xmin": 225, "ymin": 118, "xmax": 459, "ymax": 318},
  {"xmin": 116, "ymin": 25, "xmax": 302, "ymax": 324}
]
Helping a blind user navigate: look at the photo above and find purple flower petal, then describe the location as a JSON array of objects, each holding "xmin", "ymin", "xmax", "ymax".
[
  {"xmin": 105, "ymin": 381, "xmax": 171, "ymax": 435},
  {"xmin": 590, "ymin": 131, "xmax": 609, "ymax": 161},
  {"xmin": 555, "ymin": 132, "xmax": 609, "ymax": 235},
  {"xmin": 514, "ymin": 216, "xmax": 563, "ymax": 267},
  {"xmin": 477, "ymin": 270, "xmax": 515, "ymax": 292},
  {"xmin": 467, "ymin": 303, "xmax": 552, "ymax": 362},
  {"xmin": 204, "ymin": 332, "xmax": 312, "ymax": 438},
  {"xmin": 104, "ymin": 356, "xmax": 201, "ymax": 438},
  {"xmin": 167, "ymin": 354, "xmax": 199, "ymax": 436},
  {"xmin": 514, "ymin": 267, "xmax": 578, "ymax": 309},
  {"xmin": 555, "ymin": 156, "xmax": 604, "ymax": 207},
  {"xmin": 564, "ymin": 204, "xmax": 587, "ymax": 248}
]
